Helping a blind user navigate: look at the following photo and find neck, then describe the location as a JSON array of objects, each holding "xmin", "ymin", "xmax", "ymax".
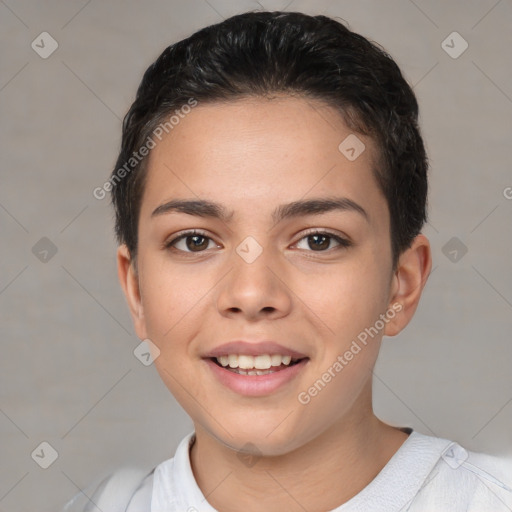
[{"xmin": 189, "ymin": 386, "xmax": 409, "ymax": 512}]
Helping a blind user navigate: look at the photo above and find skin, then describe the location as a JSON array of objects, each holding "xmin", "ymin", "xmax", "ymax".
[{"xmin": 117, "ymin": 95, "xmax": 432, "ymax": 511}]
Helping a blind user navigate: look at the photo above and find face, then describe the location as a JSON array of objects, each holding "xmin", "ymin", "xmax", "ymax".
[{"xmin": 120, "ymin": 96, "xmax": 409, "ymax": 456}]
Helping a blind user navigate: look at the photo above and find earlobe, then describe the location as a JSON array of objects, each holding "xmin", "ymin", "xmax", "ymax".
[
  {"xmin": 384, "ymin": 234, "xmax": 432, "ymax": 337},
  {"xmin": 116, "ymin": 244, "xmax": 148, "ymax": 340}
]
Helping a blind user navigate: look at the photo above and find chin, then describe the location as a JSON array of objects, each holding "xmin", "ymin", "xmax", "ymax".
[{"xmin": 204, "ymin": 417, "xmax": 309, "ymax": 457}]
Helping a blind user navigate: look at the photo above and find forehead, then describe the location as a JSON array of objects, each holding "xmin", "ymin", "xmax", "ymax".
[{"xmin": 140, "ymin": 95, "xmax": 386, "ymax": 225}]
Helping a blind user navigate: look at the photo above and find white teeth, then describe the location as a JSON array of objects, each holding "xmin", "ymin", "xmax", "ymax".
[
  {"xmin": 238, "ymin": 355, "xmax": 254, "ymax": 369},
  {"xmin": 254, "ymin": 355, "xmax": 271, "ymax": 369},
  {"xmin": 270, "ymin": 354, "xmax": 282, "ymax": 366},
  {"xmin": 215, "ymin": 354, "xmax": 299, "ymax": 370}
]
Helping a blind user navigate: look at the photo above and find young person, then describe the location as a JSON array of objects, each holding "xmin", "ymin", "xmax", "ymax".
[{"xmin": 63, "ymin": 10, "xmax": 512, "ymax": 512}]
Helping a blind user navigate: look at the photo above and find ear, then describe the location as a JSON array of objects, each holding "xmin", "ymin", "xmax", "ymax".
[
  {"xmin": 384, "ymin": 234, "xmax": 432, "ymax": 337},
  {"xmin": 117, "ymin": 244, "xmax": 148, "ymax": 340}
]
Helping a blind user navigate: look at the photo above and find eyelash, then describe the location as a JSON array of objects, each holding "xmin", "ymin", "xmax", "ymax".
[{"xmin": 163, "ymin": 228, "xmax": 352, "ymax": 254}]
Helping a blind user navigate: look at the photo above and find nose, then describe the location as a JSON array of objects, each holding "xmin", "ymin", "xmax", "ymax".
[{"xmin": 215, "ymin": 241, "xmax": 293, "ymax": 322}]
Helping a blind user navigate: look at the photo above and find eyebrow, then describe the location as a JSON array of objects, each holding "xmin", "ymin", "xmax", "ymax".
[{"xmin": 151, "ymin": 196, "xmax": 369, "ymax": 225}]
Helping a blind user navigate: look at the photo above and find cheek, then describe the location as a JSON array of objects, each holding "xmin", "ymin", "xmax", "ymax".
[
  {"xmin": 139, "ymin": 258, "xmax": 207, "ymax": 340},
  {"xmin": 138, "ymin": 258, "xmax": 218, "ymax": 394},
  {"xmin": 295, "ymin": 255, "xmax": 389, "ymax": 339},
  {"xmin": 295, "ymin": 262, "xmax": 388, "ymax": 411},
  {"xmin": 145, "ymin": 269, "xmax": 208, "ymax": 405}
]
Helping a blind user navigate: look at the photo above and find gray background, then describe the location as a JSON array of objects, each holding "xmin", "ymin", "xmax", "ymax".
[{"xmin": 1, "ymin": 0, "xmax": 511, "ymax": 510}]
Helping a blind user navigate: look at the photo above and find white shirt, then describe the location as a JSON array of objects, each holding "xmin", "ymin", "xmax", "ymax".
[{"xmin": 62, "ymin": 428, "xmax": 512, "ymax": 511}]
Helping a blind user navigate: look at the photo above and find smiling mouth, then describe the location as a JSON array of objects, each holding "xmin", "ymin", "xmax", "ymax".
[{"xmin": 209, "ymin": 354, "xmax": 308, "ymax": 376}]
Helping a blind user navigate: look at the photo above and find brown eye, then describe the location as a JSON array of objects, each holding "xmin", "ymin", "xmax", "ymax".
[
  {"xmin": 295, "ymin": 231, "xmax": 352, "ymax": 252},
  {"xmin": 307, "ymin": 233, "xmax": 330, "ymax": 251},
  {"xmin": 165, "ymin": 230, "xmax": 217, "ymax": 253},
  {"xmin": 184, "ymin": 234, "xmax": 210, "ymax": 251}
]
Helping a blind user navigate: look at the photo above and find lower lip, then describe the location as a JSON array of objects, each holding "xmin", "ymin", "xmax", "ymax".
[{"xmin": 204, "ymin": 358, "xmax": 309, "ymax": 396}]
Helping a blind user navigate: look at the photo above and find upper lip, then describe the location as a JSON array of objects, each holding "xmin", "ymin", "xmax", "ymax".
[{"xmin": 204, "ymin": 341, "xmax": 308, "ymax": 359}]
